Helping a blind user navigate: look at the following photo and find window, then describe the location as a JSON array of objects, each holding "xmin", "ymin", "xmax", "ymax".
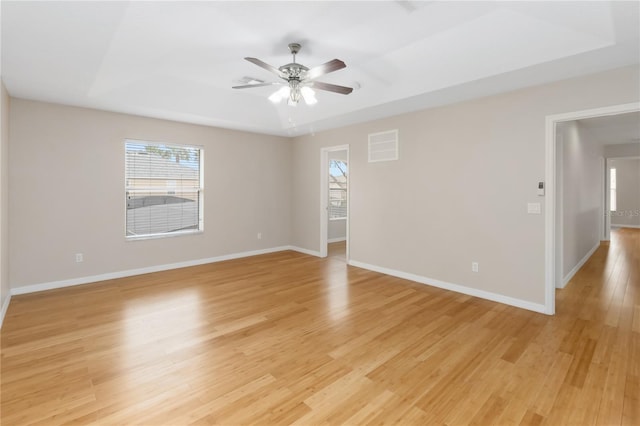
[
  {"xmin": 610, "ymin": 167, "xmax": 617, "ymax": 212},
  {"xmin": 125, "ymin": 140, "xmax": 203, "ymax": 239},
  {"xmin": 329, "ymin": 159, "xmax": 347, "ymax": 219}
]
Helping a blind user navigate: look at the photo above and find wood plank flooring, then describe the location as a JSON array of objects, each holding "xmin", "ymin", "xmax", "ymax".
[{"xmin": 1, "ymin": 229, "xmax": 638, "ymax": 425}]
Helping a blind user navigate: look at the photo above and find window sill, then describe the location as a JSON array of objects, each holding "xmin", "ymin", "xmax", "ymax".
[{"xmin": 126, "ymin": 230, "xmax": 203, "ymax": 241}]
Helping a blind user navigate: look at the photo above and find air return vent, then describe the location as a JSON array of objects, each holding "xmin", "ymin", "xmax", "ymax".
[{"xmin": 368, "ymin": 130, "xmax": 398, "ymax": 162}]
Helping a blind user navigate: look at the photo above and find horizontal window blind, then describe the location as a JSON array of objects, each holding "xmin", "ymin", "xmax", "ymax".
[{"xmin": 125, "ymin": 140, "xmax": 203, "ymax": 238}]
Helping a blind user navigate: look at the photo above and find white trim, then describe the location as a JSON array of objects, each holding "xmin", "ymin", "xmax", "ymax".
[
  {"xmin": 320, "ymin": 150, "xmax": 328, "ymax": 258},
  {"xmin": 126, "ymin": 229, "xmax": 204, "ymax": 241},
  {"xmin": 348, "ymin": 259, "xmax": 546, "ymax": 314},
  {"xmin": 560, "ymin": 242, "xmax": 600, "ymax": 289},
  {"xmin": 611, "ymin": 224, "xmax": 640, "ymax": 229},
  {"xmin": 288, "ymin": 246, "xmax": 322, "ymax": 257},
  {"xmin": 545, "ymin": 114, "xmax": 557, "ymax": 314},
  {"xmin": 599, "ymin": 157, "xmax": 605, "ymax": 241},
  {"xmin": 556, "ymin": 130, "xmax": 564, "ymax": 289},
  {"xmin": 328, "ymin": 237, "xmax": 346, "ymax": 243},
  {"xmin": 545, "ymin": 102, "xmax": 640, "ymax": 316},
  {"xmin": 11, "ymin": 246, "xmax": 293, "ymax": 296},
  {"xmin": 604, "ymin": 158, "xmax": 611, "ymax": 241},
  {"xmin": 0, "ymin": 294, "xmax": 11, "ymax": 329},
  {"xmin": 345, "ymin": 148, "xmax": 350, "ymax": 262}
]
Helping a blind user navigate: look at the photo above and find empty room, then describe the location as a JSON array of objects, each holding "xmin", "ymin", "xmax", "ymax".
[{"xmin": 1, "ymin": 1, "xmax": 639, "ymax": 425}]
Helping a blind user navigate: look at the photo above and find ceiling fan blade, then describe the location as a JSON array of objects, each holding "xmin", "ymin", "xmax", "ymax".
[
  {"xmin": 245, "ymin": 57, "xmax": 285, "ymax": 78},
  {"xmin": 311, "ymin": 81, "xmax": 353, "ymax": 95},
  {"xmin": 232, "ymin": 82, "xmax": 279, "ymax": 89},
  {"xmin": 306, "ymin": 59, "xmax": 346, "ymax": 80}
]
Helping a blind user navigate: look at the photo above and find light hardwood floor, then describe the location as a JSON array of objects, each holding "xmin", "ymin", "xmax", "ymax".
[
  {"xmin": 1, "ymin": 229, "xmax": 638, "ymax": 425},
  {"xmin": 328, "ymin": 240, "xmax": 346, "ymax": 261}
]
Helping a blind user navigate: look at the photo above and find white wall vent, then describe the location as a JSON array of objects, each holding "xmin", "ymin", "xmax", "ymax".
[{"xmin": 368, "ymin": 130, "xmax": 398, "ymax": 162}]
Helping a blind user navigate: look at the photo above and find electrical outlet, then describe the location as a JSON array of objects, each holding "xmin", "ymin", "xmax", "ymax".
[
  {"xmin": 471, "ymin": 262, "xmax": 479, "ymax": 272},
  {"xmin": 76, "ymin": 253, "xmax": 83, "ymax": 263},
  {"xmin": 257, "ymin": 232, "xmax": 262, "ymax": 240}
]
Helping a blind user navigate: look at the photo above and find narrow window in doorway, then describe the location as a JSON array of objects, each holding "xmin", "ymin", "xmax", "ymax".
[
  {"xmin": 610, "ymin": 168, "xmax": 617, "ymax": 212},
  {"xmin": 329, "ymin": 160, "xmax": 347, "ymax": 220}
]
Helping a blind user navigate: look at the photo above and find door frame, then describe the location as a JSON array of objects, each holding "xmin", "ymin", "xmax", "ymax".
[
  {"xmin": 544, "ymin": 101, "xmax": 640, "ymax": 315},
  {"xmin": 604, "ymin": 158, "xmax": 611, "ymax": 242},
  {"xmin": 320, "ymin": 145, "xmax": 350, "ymax": 259}
]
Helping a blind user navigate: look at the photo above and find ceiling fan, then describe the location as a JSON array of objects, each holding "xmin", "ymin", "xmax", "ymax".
[{"xmin": 232, "ymin": 43, "xmax": 353, "ymax": 106}]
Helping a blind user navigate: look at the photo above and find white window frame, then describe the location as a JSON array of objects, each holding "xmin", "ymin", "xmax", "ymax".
[
  {"xmin": 125, "ymin": 139, "xmax": 204, "ymax": 240},
  {"xmin": 610, "ymin": 167, "xmax": 617, "ymax": 212}
]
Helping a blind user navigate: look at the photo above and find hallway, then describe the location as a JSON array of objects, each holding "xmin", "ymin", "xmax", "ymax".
[{"xmin": 550, "ymin": 227, "xmax": 639, "ymax": 424}]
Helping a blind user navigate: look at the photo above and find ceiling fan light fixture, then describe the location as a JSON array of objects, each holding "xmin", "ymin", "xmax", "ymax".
[
  {"xmin": 289, "ymin": 80, "xmax": 302, "ymax": 104},
  {"xmin": 301, "ymin": 87, "xmax": 317, "ymax": 105},
  {"xmin": 269, "ymin": 86, "xmax": 290, "ymax": 103}
]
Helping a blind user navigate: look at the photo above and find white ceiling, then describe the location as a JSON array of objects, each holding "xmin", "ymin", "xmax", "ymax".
[
  {"xmin": 2, "ymin": 1, "xmax": 639, "ymax": 137},
  {"xmin": 578, "ymin": 112, "xmax": 640, "ymax": 145}
]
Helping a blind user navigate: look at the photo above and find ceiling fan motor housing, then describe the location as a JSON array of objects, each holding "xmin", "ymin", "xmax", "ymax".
[
  {"xmin": 279, "ymin": 63, "xmax": 309, "ymax": 81},
  {"xmin": 280, "ymin": 43, "xmax": 308, "ymax": 81}
]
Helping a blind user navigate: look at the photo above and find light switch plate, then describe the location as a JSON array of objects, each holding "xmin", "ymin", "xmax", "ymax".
[{"xmin": 528, "ymin": 203, "xmax": 541, "ymax": 214}]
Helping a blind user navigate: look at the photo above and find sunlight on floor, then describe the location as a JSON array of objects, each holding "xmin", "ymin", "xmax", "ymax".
[{"xmin": 327, "ymin": 241, "xmax": 349, "ymax": 322}]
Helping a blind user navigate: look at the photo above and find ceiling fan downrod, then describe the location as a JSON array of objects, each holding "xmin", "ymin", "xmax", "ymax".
[{"xmin": 288, "ymin": 43, "xmax": 301, "ymax": 64}]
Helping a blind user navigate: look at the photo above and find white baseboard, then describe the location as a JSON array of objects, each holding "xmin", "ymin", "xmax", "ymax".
[
  {"xmin": 347, "ymin": 259, "xmax": 546, "ymax": 314},
  {"xmin": 287, "ymin": 246, "xmax": 322, "ymax": 257},
  {"xmin": 328, "ymin": 237, "xmax": 346, "ymax": 243},
  {"xmin": 0, "ymin": 294, "xmax": 11, "ymax": 329},
  {"xmin": 560, "ymin": 242, "xmax": 600, "ymax": 289},
  {"xmin": 611, "ymin": 224, "xmax": 640, "ymax": 229},
  {"xmin": 4, "ymin": 247, "xmax": 546, "ymax": 319},
  {"xmin": 11, "ymin": 246, "xmax": 294, "ymax": 296}
]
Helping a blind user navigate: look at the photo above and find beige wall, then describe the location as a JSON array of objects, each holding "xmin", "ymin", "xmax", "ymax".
[
  {"xmin": 1, "ymin": 81, "xmax": 9, "ymax": 309},
  {"xmin": 5, "ymin": 65, "xmax": 639, "ymax": 308},
  {"xmin": 558, "ymin": 121, "xmax": 603, "ymax": 283},
  {"xmin": 9, "ymin": 100, "xmax": 291, "ymax": 289},
  {"xmin": 610, "ymin": 158, "xmax": 640, "ymax": 228},
  {"xmin": 328, "ymin": 220, "xmax": 346, "ymax": 241},
  {"xmin": 329, "ymin": 150, "xmax": 348, "ymax": 162},
  {"xmin": 291, "ymin": 65, "xmax": 639, "ymax": 306}
]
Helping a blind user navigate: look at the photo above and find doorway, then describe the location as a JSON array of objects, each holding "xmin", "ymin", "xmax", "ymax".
[
  {"xmin": 545, "ymin": 102, "xmax": 640, "ymax": 315},
  {"xmin": 607, "ymin": 156, "xmax": 640, "ymax": 233},
  {"xmin": 320, "ymin": 145, "xmax": 349, "ymax": 260}
]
